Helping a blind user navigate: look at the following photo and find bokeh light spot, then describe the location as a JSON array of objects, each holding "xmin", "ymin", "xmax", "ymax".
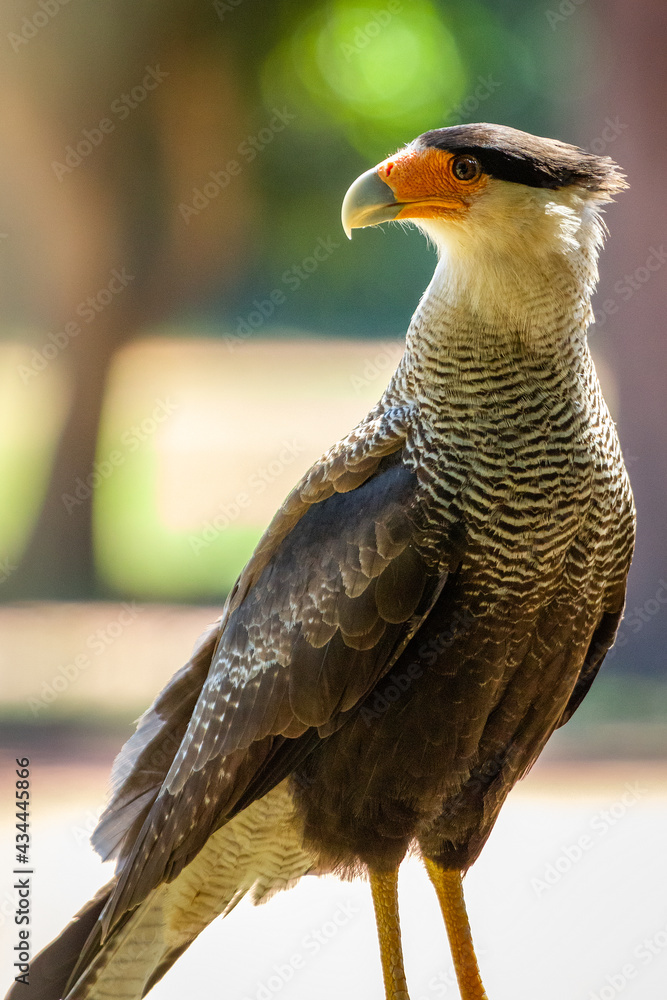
[{"xmin": 262, "ymin": 1, "xmax": 467, "ymax": 156}]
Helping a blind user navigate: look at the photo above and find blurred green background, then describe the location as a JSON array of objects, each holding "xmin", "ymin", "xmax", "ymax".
[{"xmin": 0, "ymin": 0, "xmax": 665, "ymax": 711}]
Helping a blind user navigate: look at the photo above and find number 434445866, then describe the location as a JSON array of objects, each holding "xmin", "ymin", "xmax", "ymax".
[{"xmin": 15, "ymin": 758, "xmax": 30, "ymax": 865}]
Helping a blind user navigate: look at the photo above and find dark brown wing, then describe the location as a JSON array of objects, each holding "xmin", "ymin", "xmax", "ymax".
[
  {"xmin": 96, "ymin": 406, "xmax": 455, "ymax": 935},
  {"xmin": 5, "ymin": 884, "xmax": 113, "ymax": 1000},
  {"xmin": 92, "ymin": 405, "xmax": 412, "ymax": 866},
  {"xmin": 556, "ymin": 603, "xmax": 625, "ymax": 728}
]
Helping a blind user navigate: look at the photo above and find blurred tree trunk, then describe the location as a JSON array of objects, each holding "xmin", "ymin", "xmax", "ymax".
[
  {"xmin": 7, "ymin": 290, "xmax": 143, "ymax": 599},
  {"xmin": 0, "ymin": 4, "xmax": 255, "ymax": 598},
  {"xmin": 0, "ymin": 100, "xmax": 154, "ymax": 598}
]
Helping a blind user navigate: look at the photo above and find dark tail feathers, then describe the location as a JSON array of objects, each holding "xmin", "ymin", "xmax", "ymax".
[{"xmin": 4, "ymin": 883, "xmax": 113, "ymax": 1000}]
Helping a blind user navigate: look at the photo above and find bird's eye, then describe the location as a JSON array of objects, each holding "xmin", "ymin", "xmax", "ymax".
[{"xmin": 451, "ymin": 155, "xmax": 481, "ymax": 182}]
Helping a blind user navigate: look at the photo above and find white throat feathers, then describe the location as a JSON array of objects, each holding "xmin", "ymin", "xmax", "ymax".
[{"xmin": 412, "ymin": 181, "xmax": 610, "ymax": 344}]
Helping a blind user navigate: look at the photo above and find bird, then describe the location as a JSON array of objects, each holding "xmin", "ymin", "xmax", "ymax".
[{"xmin": 10, "ymin": 123, "xmax": 635, "ymax": 1000}]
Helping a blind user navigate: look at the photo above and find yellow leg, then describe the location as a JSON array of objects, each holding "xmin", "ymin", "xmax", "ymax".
[
  {"xmin": 423, "ymin": 859, "xmax": 489, "ymax": 1000},
  {"xmin": 369, "ymin": 869, "xmax": 410, "ymax": 1000}
]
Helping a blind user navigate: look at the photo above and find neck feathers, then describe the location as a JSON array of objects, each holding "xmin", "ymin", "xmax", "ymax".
[{"xmin": 409, "ymin": 183, "xmax": 606, "ymax": 352}]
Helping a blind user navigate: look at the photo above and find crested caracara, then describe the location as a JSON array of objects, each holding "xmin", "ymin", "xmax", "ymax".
[{"xmin": 9, "ymin": 123, "xmax": 634, "ymax": 1000}]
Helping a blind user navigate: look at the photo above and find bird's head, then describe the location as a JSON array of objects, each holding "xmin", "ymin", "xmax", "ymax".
[
  {"xmin": 342, "ymin": 123, "xmax": 626, "ymax": 244},
  {"xmin": 342, "ymin": 124, "xmax": 627, "ymax": 330}
]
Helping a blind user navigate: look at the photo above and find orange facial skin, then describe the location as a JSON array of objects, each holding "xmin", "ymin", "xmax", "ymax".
[{"xmin": 376, "ymin": 146, "xmax": 488, "ymax": 221}]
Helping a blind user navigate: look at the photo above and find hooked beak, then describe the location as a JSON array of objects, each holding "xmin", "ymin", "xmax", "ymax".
[
  {"xmin": 341, "ymin": 167, "xmax": 403, "ymax": 239},
  {"xmin": 341, "ymin": 145, "xmax": 483, "ymax": 239}
]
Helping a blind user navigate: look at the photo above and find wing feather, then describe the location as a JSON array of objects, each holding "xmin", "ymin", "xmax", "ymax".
[
  {"xmin": 556, "ymin": 603, "xmax": 625, "ymax": 728},
  {"xmin": 97, "ymin": 404, "xmax": 456, "ymax": 935},
  {"xmin": 92, "ymin": 621, "xmax": 220, "ymax": 863}
]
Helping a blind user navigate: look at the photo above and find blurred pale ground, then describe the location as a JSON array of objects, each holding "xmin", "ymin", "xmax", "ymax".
[{"xmin": 1, "ymin": 755, "xmax": 666, "ymax": 1000}]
